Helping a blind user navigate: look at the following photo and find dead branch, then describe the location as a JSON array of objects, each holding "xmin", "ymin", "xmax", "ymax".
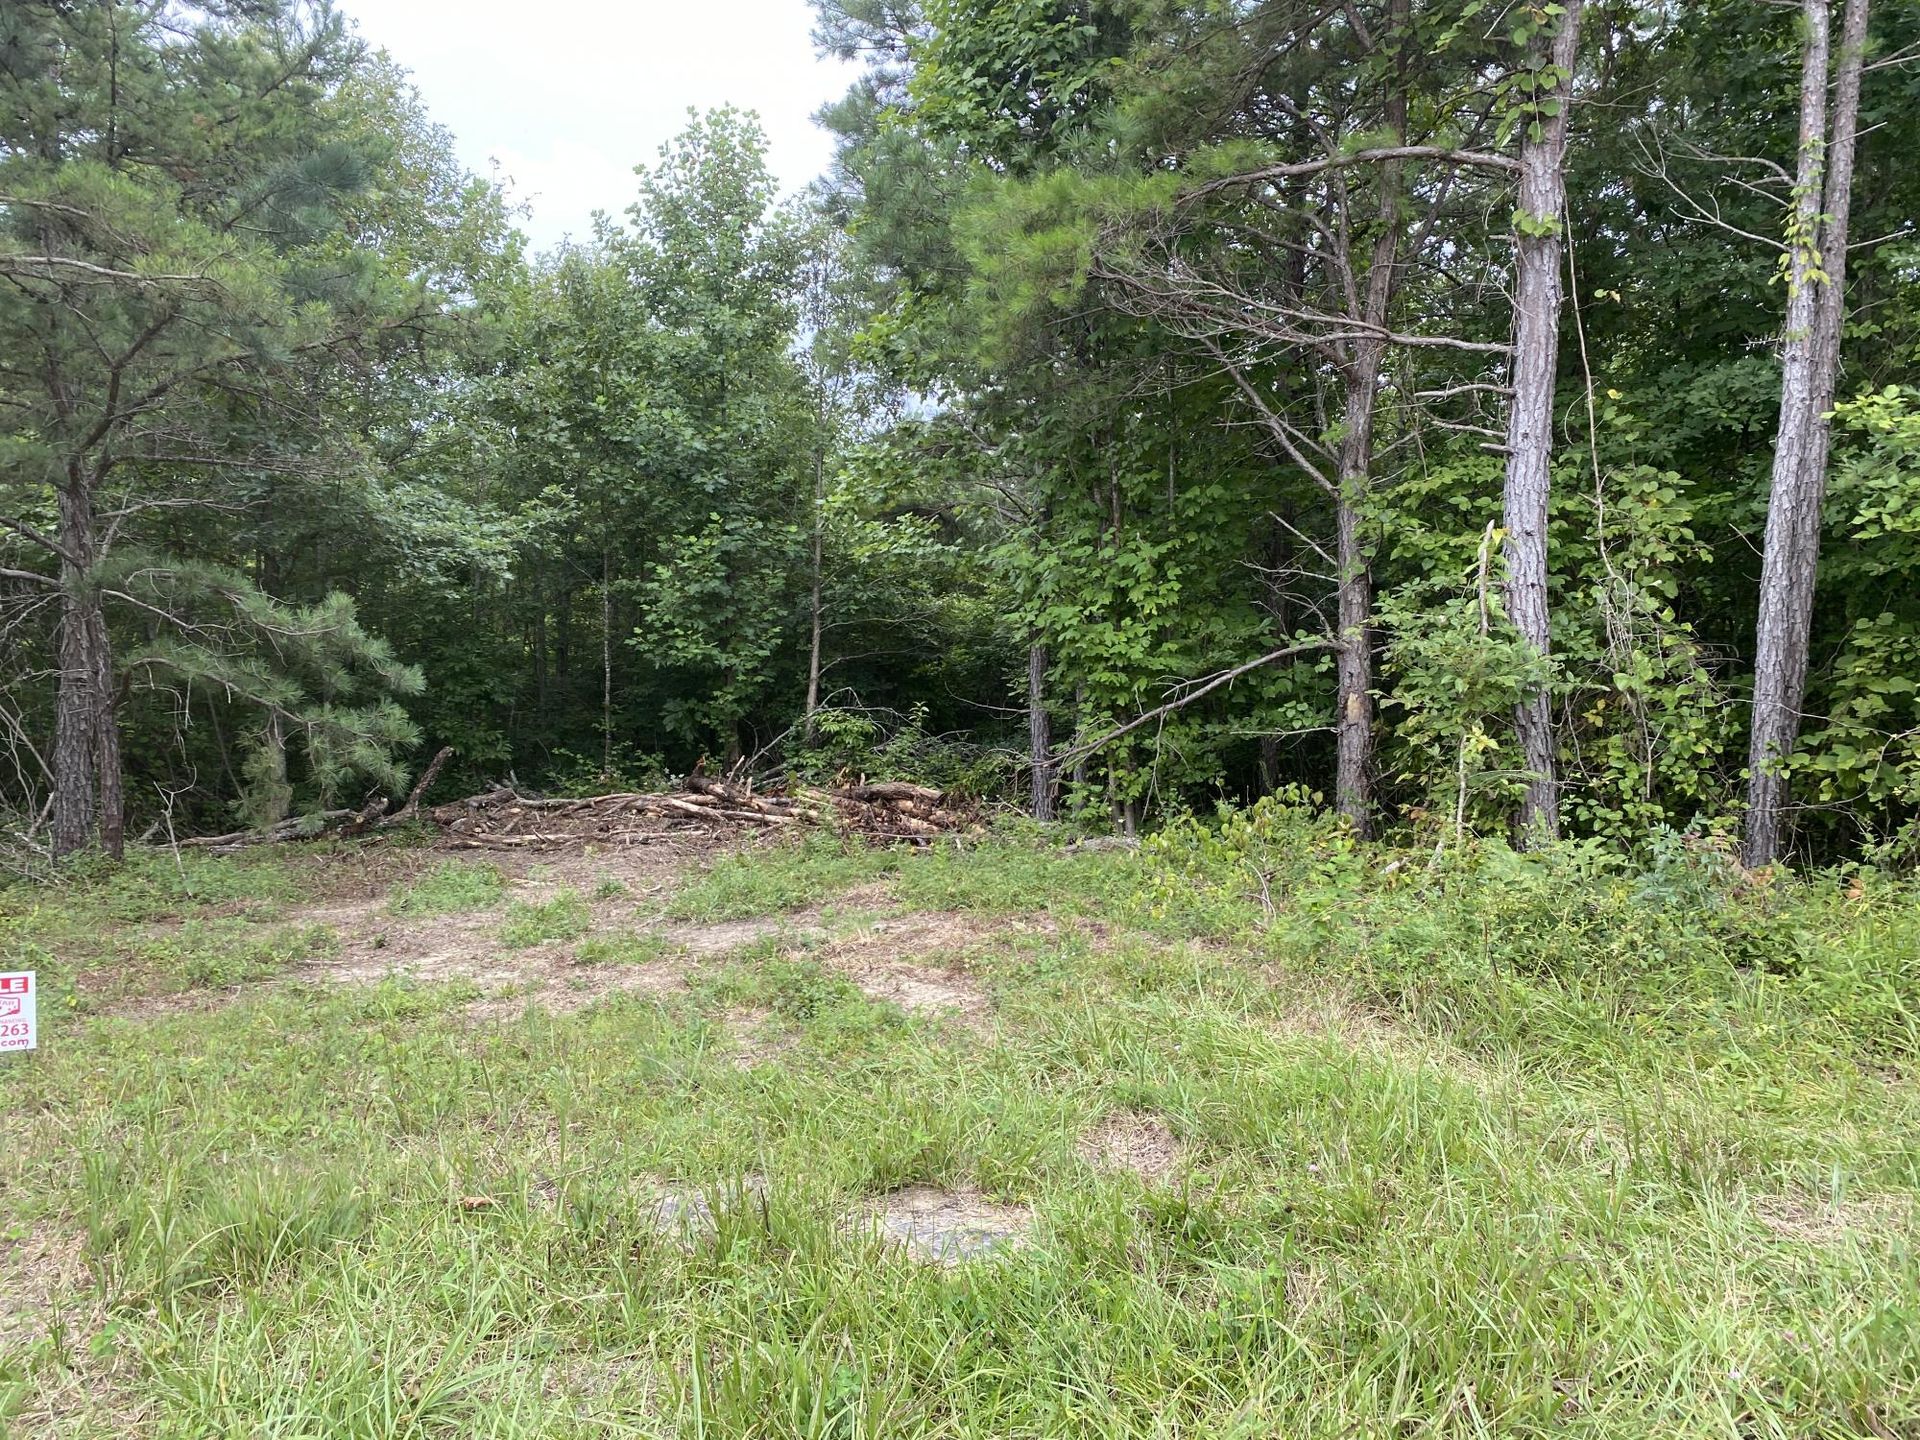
[{"xmin": 1055, "ymin": 638, "xmax": 1339, "ymax": 770}]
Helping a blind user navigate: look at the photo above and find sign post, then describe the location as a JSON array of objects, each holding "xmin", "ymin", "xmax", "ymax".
[{"xmin": 0, "ymin": 972, "xmax": 36, "ymax": 1053}]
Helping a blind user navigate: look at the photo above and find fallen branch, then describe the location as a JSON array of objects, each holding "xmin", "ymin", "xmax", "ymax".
[
  {"xmin": 389, "ymin": 745, "xmax": 454, "ymax": 823},
  {"xmin": 1054, "ymin": 638, "xmax": 1338, "ymax": 771}
]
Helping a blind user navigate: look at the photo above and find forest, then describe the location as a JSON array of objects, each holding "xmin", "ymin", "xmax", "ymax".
[{"xmin": 2, "ymin": 0, "xmax": 1918, "ymax": 868}]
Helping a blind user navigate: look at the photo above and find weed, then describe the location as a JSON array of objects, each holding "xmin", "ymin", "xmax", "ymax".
[
  {"xmin": 1, "ymin": 828, "xmax": 1918, "ymax": 1437},
  {"xmin": 103, "ymin": 919, "xmax": 334, "ymax": 994}
]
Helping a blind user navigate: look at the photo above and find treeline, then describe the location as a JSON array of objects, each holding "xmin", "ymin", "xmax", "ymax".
[{"xmin": 1, "ymin": 1, "xmax": 1917, "ymax": 866}]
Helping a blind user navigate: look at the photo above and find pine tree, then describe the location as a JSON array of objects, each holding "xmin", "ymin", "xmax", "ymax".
[{"xmin": 0, "ymin": 2, "xmax": 435, "ymax": 854}]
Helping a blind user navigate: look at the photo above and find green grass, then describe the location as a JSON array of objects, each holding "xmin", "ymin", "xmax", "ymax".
[
  {"xmin": 498, "ymin": 890, "xmax": 593, "ymax": 948},
  {"xmin": 387, "ymin": 859, "xmax": 507, "ymax": 917},
  {"xmin": 574, "ymin": 932, "xmax": 673, "ymax": 966},
  {"xmin": 2, "ymin": 817, "xmax": 1918, "ymax": 1437},
  {"xmin": 667, "ymin": 834, "xmax": 903, "ymax": 921},
  {"xmin": 112, "ymin": 919, "xmax": 336, "ymax": 991}
]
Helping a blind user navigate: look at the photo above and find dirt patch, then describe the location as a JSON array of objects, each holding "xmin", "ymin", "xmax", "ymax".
[
  {"xmin": 644, "ymin": 1175, "xmax": 770, "ymax": 1240},
  {"xmin": 669, "ymin": 916, "xmax": 801, "ymax": 955},
  {"xmin": 850, "ymin": 961, "xmax": 992, "ymax": 1023},
  {"xmin": 799, "ymin": 910, "xmax": 1059, "ymax": 1027},
  {"xmin": 1079, "ymin": 1111, "xmax": 1184, "ymax": 1182},
  {"xmin": 280, "ymin": 842, "xmax": 712, "ymax": 1011},
  {"xmin": 832, "ymin": 910, "xmax": 1058, "ymax": 953},
  {"xmin": 465, "ymin": 954, "xmax": 687, "ymax": 1021},
  {"xmin": 298, "ymin": 907, "xmax": 524, "ymax": 988},
  {"xmin": 0, "ymin": 1224, "xmax": 89, "ymax": 1350},
  {"xmin": 0, "ymin": 1224, "xmax": 145, "ymax": 1433},
  {"xmin": 1753, "ymin": 1191, "xmax": 1912, "ymax": 1245},
  {"xmin": 855, "ymin": 1184, "xmax": 1033, "ymax": 1265},
  {"xmin": 721, "ymin": 1008, "xmax": 793, "ymax": 1068}
]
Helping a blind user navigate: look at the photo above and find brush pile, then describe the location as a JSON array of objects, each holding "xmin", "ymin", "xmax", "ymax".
[
  {"xmin": 427, "ymin": 777, "xmax": 974, "ymax": 849},
  {"xmin": 181, "ymin": 764, "xmax": 977, "ymax": 851}
]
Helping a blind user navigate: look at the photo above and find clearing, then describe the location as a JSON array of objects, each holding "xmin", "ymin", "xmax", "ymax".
[{"xmin": 2, "ymin": 817, "xmax": 1917, "ymax": 1437}]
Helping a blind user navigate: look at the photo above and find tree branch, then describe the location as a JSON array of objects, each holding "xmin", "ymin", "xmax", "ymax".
[{"xmin": 1056, "ymin": 638, "xmax": 1338, "ymax": 769}]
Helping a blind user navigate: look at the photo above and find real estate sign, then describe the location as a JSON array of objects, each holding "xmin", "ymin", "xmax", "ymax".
[{"xmin": 0, "ymin": 973, "xmax": 36, "ymax": 1052}]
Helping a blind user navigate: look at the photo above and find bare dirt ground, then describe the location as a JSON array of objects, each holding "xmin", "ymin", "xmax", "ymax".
[
  {"xmin": 274, "ymin": 842, "xmax": 1075, "ymax": 1034},
  {"xmin": 854, "ymin": 1184, "xmax": 1035, "ymax": 1264},
  {"xmin": 0, "ymin": 1225, "xmax": 143, "ymax": 1434},
  {"xmin": 1078, "ymin": 1110, "xmax": 1186, "ymax": 1182}
]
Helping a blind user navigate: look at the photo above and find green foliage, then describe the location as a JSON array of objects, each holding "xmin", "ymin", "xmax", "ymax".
[
  {"xmin": 6, "ymin": 0, "xmax": 1920, "ymax": 865},
  {"xmin": 1378, "ymin": 581, "xmax": 1552, "ymax": 831},
  {"xmin": 793, "ymin": 705, "xmax": 1013, "ymax": 796}
]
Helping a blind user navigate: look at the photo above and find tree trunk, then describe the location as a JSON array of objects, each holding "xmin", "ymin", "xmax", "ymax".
[
  {"xmin": 1501, "ymin": 0, "xmax": 1584, "ymax": 845},
  {"xmin": 804, "ymin": 447, "xmax": 826, "ymax": 745},
  {"xmin": 599, "ymin": 549, "xmax": 614, "ymax": 779},
  {"xmin": 93, "ymin": 604, "xmax": 124, "ymax": 860},
  {"xmin": 1332, "ymin": 495, "xmax": 1375, "ymax": 835},
  {"xmin": 1329, "ymin": 8, "xmax": 1406, "ymax": 840},
  {"xmin": 1742, "ymin": 0, "xmax": 1869, "ymax": 868},
  {"xmin": 52, "ymin": 477, "xmax": 100, "ymax": 856},
  {"xmin": 52, "ymin": 592, "xmax": 97, "ymax": 855},
  {"xmin": 1028, "ymin": 641, "xmax": 1055, "ymax": 821}
]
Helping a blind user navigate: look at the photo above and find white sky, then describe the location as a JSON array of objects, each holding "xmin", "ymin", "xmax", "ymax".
[{"xmin": 334, "ymin": 0, "xmax": 860, "ymax": 251}]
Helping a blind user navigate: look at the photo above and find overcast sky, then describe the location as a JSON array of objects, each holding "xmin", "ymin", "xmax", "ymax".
[{"xmin": 334, "ymin": 0, "xmax": 860, "ymax": 251}]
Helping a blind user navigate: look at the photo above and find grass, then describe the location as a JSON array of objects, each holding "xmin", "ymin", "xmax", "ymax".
[
  {"xmin": 112, "ymin": 919, "xmax": 335, "ymax": 991},
  {"xmin": 387, "ymin": 859, "xmax": 507, "ymax": 917},
  {"xmin": 574, "ymin": 933, "xmax": 673, "ymax": 966},
  {"xmin": 498, "ymin": 891, "xmax": 593, "ymax": 949},
  {"xmin": 2, "ymin": 812, "xmax": 1918, "ymax": 1437},
  {"xmin": 667, "ymin": 834, "xmax": 902, "ymax": 921}
]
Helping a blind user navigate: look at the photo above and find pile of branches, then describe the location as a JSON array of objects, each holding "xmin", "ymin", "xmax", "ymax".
[
  {"xmin": 429, "ymin": 777, "xmax": 974, "ymax": 850},
  {"xmin": 182, "ymin": 754, "xmax": 976, "ymax": 851}
]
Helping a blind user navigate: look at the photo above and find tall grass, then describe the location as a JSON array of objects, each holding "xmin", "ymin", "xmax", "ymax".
[{"xmin": 0, "ymin": 818, "xmax": 1915, "ymax": 1436}]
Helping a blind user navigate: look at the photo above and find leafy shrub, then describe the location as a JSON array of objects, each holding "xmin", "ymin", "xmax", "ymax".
[
  {"xmin": 543, "ymin": 744, "xmax": 671, "ymax": 798},
  {"xmin": 788, "ymin": 703, "xmax": 1013, "ymax": 797}
]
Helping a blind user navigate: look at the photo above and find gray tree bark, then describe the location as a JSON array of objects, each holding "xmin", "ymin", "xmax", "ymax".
[
  {"xmin": 804, "ymin": 446, "xmax": 826, "ymax": 746},
  {"xmin": 1330, "ymin": 10, "xmax": 1406, "ymax": 840},
  {"xmin": 52, "ymin": 474, "xmax": 102, "ymax": 856},
  {"xmin": 1743, "ymin": 0, "xmax": 1870, "ymax": 867},
  {"xmin": 1501, "ymin": 0, "xmax": 1585, "ymax": 845},
  {"xmin": 1028, "ymin": 641, "xmax": 1055, "ymax": 821}
]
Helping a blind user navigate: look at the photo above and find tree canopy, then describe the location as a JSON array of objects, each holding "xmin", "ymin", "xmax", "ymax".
[{"xmin": 3, "ymin": 0, "xmax": 1918, "ymax": 865}]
